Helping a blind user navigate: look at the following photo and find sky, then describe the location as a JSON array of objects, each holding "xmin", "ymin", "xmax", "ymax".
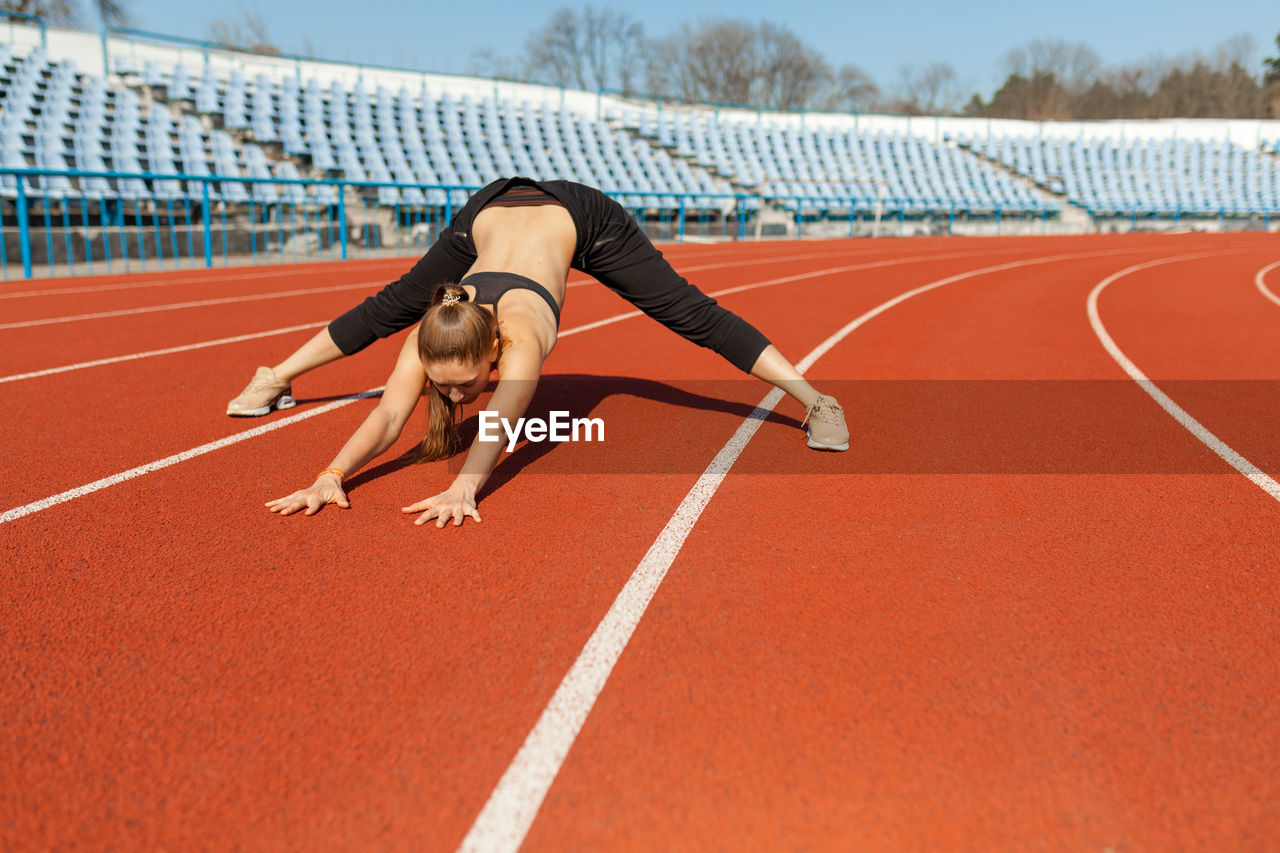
[{"xmin": 110, "ymin": 0, "xmax": 1279, "ymax": 100}]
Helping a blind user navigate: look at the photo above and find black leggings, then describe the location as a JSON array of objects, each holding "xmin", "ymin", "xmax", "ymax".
[{"xmin": 327, "ymin": 188, "xmax": 771, "ymax": 373}]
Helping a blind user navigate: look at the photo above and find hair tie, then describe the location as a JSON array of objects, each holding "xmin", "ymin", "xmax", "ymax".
[{"xmin": 440, "ymin": 291, "xmax": 461, "ymax": 307}]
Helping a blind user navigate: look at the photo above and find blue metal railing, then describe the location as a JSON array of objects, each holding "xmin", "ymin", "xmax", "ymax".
[
  {"xmin": 1, "ymin": 167, "xmax": 488, "ymax": 278},
  {"xmin": 16, "ymin": 165, "xmax": 1247, "ymax": 281},
  {"xmin": 0, "ymin": 10, "xmax": 47, "ymax": 49}
]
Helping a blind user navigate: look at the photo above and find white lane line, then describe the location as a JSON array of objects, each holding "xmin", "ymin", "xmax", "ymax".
[
  {"xmin": 1088, "ymin": 254, "xmax": 1280, "ymax": 502},
  {"xmin": 457, "ymin": 247, "xmax": 1149, "ymax": 853},
  {"xmin": 0, "ymin": 258, "xmax": 410, "ymax": 299},
  {"xmin": 0, "ymin": 280, "xmax": 384, "ymax": 329},
  {"xmin": 0, "ymin": 388, "xmax": 384, "ymax": 526},
  {"xmin": 0, "ymin": 322, "xmax": 327, "ymax": 384},
  {"xmin": 1256, "ymin": 260, "xmax": 1280, "ymax": 308}
]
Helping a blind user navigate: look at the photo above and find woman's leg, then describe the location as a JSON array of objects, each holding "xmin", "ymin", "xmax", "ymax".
[
  {"xmin": 271, "ymin": 327, "xmax": 346, "ymax": 382},
  {"xmin": 747, "ymin": 345, "xmax": 848, "ymax": 451},
  {"xmin": 226, "ymin": 327, "xmax": 346, "ymax": 416},
  {"xmin": 586, "ymin": 195, "xmax": 848, "ymax": 449},
  {"xmin": 747, "ymin": 344, "xmax": 820, "ymax": 410},
  {"xmin": 589, "ymin": 219, "xmax": 771, "ymax": 372},
  {"xmin": 227, "ymin": 226, "xmax": 476, "ymax": 416}
]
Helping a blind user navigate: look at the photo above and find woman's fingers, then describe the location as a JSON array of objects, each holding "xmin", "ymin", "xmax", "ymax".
[
  {"xmin": 267, "ymin": 492, "xmax": 303, "ymax": 514},
  {"xmin": 402, "ymin": 497, "xmax": 435, "ymax": 514},
  {"xmin": 406, "ymin": 500, "xmax": 478, "ymax": 528},
  {"xmin": 267, "ymin": 486, "xmax": 348, "ymax": 518}
]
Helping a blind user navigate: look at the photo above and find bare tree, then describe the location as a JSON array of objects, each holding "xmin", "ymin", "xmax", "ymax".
[
  {"xmin": 1265, "ymin": 31, "xmax": 1280, "ymax": 118},
  {"xmin": 1, "ymin": 0, "xmax": 77, "ymax": 26},
  {"xmin": 206, "ymin": 3, "xmax": 273, "ymax": 51},
  {"xmin": 1005, "ymin": 40, "xmax": 1100, "ymax": 93},
  {"xmin": 526, "ymin": 8, "xmax": 584, "ymax": 89},
  {"xmin": 609, "ymin": 11, "xmax": 644, "ymax": 96},
  {"xmin": 524, "ymin": 5, "xmax": 644, "ymax": 93},
  {"xmin": 1266, "ymin": 31, "xmax": 1280, "ymax": 84},
  {"xmin": 820, "ymin": 63, "xmax": 879, "ymax": 112},
  {"xmin": 645, "ymin": 18, "xmax": 832, "ymax": 109},
  {"xmin": 468, "ymin": 46, "xmax": 525, "ymax": 82},
  {"xmin": 94, "ymin": 0, "xmax": 125, "ymax": 26},
  {"xmin": 754, "ymin": 21, "xmax": 831, "ymax": 108},
  {"xmin": 892, "ymin": 62, "xmax": 963, "ymax": 114},
  {"xmin": 990, "ymin": 40, "xmax": 1101, "ymax": 119},
  {"xmin": 653, "ymin": 20, "xmax": 746, "ymax": 103}
]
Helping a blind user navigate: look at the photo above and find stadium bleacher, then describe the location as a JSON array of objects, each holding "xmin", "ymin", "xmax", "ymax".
[
  {"xmin": 623, "ymin": 110, "xmax": 1053, "ymax": 214},
  {"xmin": 2, "ymin": 35, "xmax": 1279, "ymax": 229},
  {"xmin": 967, "ymin": 134, "xmax": 1280, "ymax": 215}
]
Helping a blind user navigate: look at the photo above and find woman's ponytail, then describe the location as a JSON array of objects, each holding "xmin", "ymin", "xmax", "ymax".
[
  {"xmin": 418, "ymin": 386, "xmax": 458, "ymax": 463},
  {"xmin": 415, "ymin": 283, "xmax": 499, "ymax": 463}
]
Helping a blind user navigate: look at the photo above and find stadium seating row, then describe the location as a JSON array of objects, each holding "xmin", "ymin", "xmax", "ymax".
[
  {"xmin": 965, "ymin": 134, "xmax": 1280, "ymax": 214},
  {"xmin": 624, "ymin": 111, "xmax": 1053, "ymax": 213}
]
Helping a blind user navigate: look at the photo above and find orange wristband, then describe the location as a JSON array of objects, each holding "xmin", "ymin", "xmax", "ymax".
[{"xmin": 316, "ymin": 467, "xmax": 345, "ymax": 482}]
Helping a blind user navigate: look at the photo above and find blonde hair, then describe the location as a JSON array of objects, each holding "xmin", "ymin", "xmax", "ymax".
[{"xmin": 416, "ymin": 283, "xmax": 500, "ymax": 462}]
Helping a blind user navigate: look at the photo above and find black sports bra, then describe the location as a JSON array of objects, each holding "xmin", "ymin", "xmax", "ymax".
[{"xmin": 461, "ymin": 271, "xmax": 562, "ymax": 327}]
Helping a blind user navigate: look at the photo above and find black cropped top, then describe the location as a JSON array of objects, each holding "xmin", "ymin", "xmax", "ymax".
[{"xmin": 460, "ymin": 271, "xmax": 562, "ymax": 327}]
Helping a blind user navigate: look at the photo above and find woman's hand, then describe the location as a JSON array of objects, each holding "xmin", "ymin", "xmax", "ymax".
[
  {"xmin": 402, "ymin": 485, "xmax": 481, "ymax": 528},
  {"xmin": 266, "ymin": 474, "xmax": 350, "ymax": 517}
]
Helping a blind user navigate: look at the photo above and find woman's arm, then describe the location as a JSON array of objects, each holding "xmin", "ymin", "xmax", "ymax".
[
  {"xmin": 266, "ymin": 332, "xmax": 427, "ymax": 517},
  {"xmin": 401, "ymin": 341, "xmax": 545, "ymax": 528}
]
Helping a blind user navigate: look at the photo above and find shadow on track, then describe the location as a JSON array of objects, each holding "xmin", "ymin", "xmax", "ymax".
[{"xmin": 340, "ymin": 373, "xmax": 803, "ymax": 500}]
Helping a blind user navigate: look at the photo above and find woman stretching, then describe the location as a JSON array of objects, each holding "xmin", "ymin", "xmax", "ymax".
[{"xmin": 247, "ymin": 177, "xmax": 848, "ymax": 527}]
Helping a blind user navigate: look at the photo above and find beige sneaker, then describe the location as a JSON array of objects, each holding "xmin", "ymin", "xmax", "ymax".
[
  {"xmin": 803, "ymin": 395, "xmax": 849, "ymax": 451},
  {"xmin": 227, "ymin": 366, "xmax": 296, "ymax": 416}
]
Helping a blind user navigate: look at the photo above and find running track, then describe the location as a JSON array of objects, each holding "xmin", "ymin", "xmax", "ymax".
[{"xmin": 4, "ymin": 233, "xmax": 1279, "ymax": 850}]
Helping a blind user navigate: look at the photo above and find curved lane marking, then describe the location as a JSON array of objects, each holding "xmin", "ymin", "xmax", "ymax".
[
  {"xmin": 1255, "ymin": 260, "xmax": 1280, "ymax": 308},
  {"xmin": 1087, "ymin": 253, "xmax": 1280, "ymax": 502}
]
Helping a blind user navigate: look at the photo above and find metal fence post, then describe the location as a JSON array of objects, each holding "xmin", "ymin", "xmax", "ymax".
[
  {"xmin": 16, "ymin": 180, "xmax": 31, "ymax": 279},
  {"xmin": 201, "ymin": 179, "xmax": 212, "ymax": 267},
  {"xmin": 338, "ymin": 183, "xmax": 347, "ymax": 261},
  {"xmin": 677, "ymin": 196, "xmax": 685, "ymax": 242}
]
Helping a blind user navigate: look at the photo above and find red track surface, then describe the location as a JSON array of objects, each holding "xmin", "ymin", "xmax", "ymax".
[{"xmin": 4, "ymin": 234, "xmax": 1279, "ymax": 850}]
